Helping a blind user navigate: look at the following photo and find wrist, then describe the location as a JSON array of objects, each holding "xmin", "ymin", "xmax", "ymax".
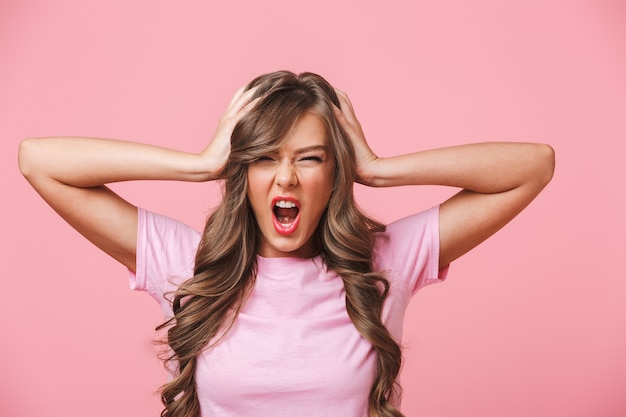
[
  {"xmin": 356, "ymin": 156, "xmax": 382, "ymax": 187},
  {"xmin": 187, "ymin": 151, "xmax": 217, "ymax": 182}
]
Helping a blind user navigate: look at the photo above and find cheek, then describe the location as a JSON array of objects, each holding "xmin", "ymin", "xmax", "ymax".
[
  {"xmin": 246, "ymin": 171, "xmax": 264, "ymax": 211},
  {"xmin": 321, "ymin": 166, "xmax": 336, "ymax": 196},
  {"xmin": 305, "ymin": 170, "xmax": 335, "ymax": 204}
]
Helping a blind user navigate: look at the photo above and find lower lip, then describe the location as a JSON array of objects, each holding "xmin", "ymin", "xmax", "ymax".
[{"xmin": 273, "ymin": 213, "xmax": 300, "ymax": 235}]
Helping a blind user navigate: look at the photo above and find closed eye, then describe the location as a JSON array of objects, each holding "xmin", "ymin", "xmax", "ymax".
[
  {"xmin": 254, "ymin": 156, "xmax": 275, "ymax": 162},
  {"xmin": 299, "ymin": 156, "xmax": 323, "ymax": 162}
]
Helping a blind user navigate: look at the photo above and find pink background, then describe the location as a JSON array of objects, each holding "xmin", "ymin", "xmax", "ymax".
[{"xmin": 2, "ymin": 0, "xmax": 625, "ymax": 416}]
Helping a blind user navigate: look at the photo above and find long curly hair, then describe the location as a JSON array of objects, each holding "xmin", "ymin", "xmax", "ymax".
[{"xmin": 156, "ymin": 71, "xmax": 404, "ymax": 417}]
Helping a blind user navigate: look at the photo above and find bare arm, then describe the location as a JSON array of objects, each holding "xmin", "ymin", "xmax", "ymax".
[
  {"xmin": 18, "ymin": 138, "xmax": 215, "ymax": 272},
  {"xmin": 365, "ymin": 143, "xmax": 555, "ymax": 268},
  {"xmin": 18, "ymin": 86, "xmax": 259, "ymax": 272},
  {"xmin": 334, "ymin": 90, "xmax": 555, "ymax": 269}
]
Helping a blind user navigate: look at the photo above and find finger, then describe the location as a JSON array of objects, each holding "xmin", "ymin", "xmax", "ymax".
[
  {"xmin": 228, "ymin": 85, "xmax": 248, "ymax": 107},
  {"xmin": 334, "ymin": 89, "xmax": 346, "ymax": 109},
  {"xmin": 333, "ymin": 107, "xmax": 362, "ymax": 144},
  {"xmin": 334, "ymin": 88, "xmax": 353, "ymax": 110},
  {"xmin": 334, "ymin": 88, "xmax": 357, "ymax": 114},
  {"xmin": 228, "ymin": 85, "xmax": 260, "ymax": 115},
  {"xmin": 332, "ymin": 103, "xmax": 348, "ymax": 126},
  {"xmin": 333, "ymin": 92, "xmax": 360, "ymax": 128},
  {"xmin": 220, "ymin": 95, "xmax": 263, "ymax": 131},
  {"xmin": 237, "ymin": 95, "xmax": 263, "ymax": 118}
]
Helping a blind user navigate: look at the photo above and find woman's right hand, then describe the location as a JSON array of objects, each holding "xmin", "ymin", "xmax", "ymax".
[
  {"xmin": 17, "ymin": 85, "xmax": 261, "ymax": 272},
  {"xmin": 200, "ymin": 85, "xmax": 260, "ymax": 179}
]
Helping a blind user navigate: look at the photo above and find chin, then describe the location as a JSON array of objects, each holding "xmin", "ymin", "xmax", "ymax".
[{"xmin": 262, "ymin": 235, "xmax": 316, "ymax": 258}]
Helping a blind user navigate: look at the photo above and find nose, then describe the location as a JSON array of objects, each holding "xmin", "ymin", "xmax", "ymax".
[{"xmin": 275, "ymin": 159, "xmax": 297, "ymax": 189}]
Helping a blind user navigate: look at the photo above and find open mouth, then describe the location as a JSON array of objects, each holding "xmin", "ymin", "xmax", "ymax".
[{"xmin": 272, "ymin": 198, "xmax": 300, "ymax": 234}]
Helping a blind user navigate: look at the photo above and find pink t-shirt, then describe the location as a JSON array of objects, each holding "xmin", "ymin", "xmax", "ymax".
[{"xmin": 130, "ymin": 206, "xmax": 447, "ymax": 416}]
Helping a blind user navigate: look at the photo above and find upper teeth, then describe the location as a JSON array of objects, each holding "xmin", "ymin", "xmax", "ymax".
[{"xmin": 275, "ymin": 200, "xmax": 296, "ymax": 208}]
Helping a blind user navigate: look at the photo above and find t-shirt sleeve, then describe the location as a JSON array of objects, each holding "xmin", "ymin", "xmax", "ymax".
[
  {"xmin": 374, "ymin": 205, "xmax": 449, "ymax": 296},
  {"xmin": 128, "ymin": 207, "xmax": 202, "ymax": 314}
]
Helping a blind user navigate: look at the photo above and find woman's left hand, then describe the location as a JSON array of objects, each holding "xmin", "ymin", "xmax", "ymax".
[{"xmin": 333, "ymin": 89, "xmax": 379, "ymax": 185}]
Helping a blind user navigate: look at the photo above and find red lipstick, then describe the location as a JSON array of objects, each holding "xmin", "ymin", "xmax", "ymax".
[{"xmin": 271, "ymin": 196, "xmax": 300, "ymax": 235}]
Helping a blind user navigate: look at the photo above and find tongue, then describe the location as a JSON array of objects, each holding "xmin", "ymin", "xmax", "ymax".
[{"xmin": 275, "ymin": 207, "xmax": 298, "ymax": 224}]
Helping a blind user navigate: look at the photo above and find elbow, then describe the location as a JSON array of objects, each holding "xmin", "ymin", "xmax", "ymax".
[
  {"xmin": 538, "ymin": 143, "xmax": 556, "ymax": 186},
  {"xmin": 18, "ymin": 138, "xmax": 34, "ymax": 179},
  {"xmin": 18, "ymin": 137, "xmax": 43, "ymax": 181},
  {"xmin": 523, "ymin": 143, "xmax": 555, "ymax": 193}
]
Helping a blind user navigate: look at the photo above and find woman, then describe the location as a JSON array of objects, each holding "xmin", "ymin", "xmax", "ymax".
[{"xmin": 18, "ymin": 71, "xmax": 555, "ymax": 417}]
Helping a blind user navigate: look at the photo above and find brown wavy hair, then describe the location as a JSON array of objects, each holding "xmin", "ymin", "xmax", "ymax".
[{"xmin": 157, "ymin": 71, "xmax": 403, "ymax": 417}]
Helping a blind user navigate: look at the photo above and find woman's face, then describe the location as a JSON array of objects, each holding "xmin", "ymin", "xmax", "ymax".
[{"xmin": 247, "ymin": 112, "xmax": 335, "ymax": 258}]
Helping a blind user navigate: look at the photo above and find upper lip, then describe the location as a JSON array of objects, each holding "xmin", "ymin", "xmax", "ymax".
[{"xmin": 271, "ymin": 196, "xmax": 301, "ymax": 208}]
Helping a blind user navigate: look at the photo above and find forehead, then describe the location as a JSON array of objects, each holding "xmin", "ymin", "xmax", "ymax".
[{"xmin": 281, "ymin": 112, "xmax": 330, "ymax": 150}]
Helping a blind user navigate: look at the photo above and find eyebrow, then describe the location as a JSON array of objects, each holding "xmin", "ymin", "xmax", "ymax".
[{"xmin": 293, "ymin": 145, "xmax": 329, "ymax": 155}]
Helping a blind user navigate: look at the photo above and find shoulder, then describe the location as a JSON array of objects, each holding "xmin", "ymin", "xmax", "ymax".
[
  {"xmin": 374, "ymin": 206, "xmax": 440, "ymax": 258},
  {"xmin": 374, "ymin": 206, "xmax": 447, "ymax": 295},
  {"xmin": 137, "ymin": 207, "xmax": 202, "ymax": 250},
  {"xmin": 133, "ymin": 208, "xmax": 201, "ymax": 301}
]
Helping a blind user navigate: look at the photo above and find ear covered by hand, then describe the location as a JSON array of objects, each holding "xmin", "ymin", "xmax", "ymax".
[
  {"xmin": 201, "ymin": 85, "xmax": 261, "ymax": 179},
  {"xmin": 333, "ymin": 88, "xmax": 380, "ymax": 185}
]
